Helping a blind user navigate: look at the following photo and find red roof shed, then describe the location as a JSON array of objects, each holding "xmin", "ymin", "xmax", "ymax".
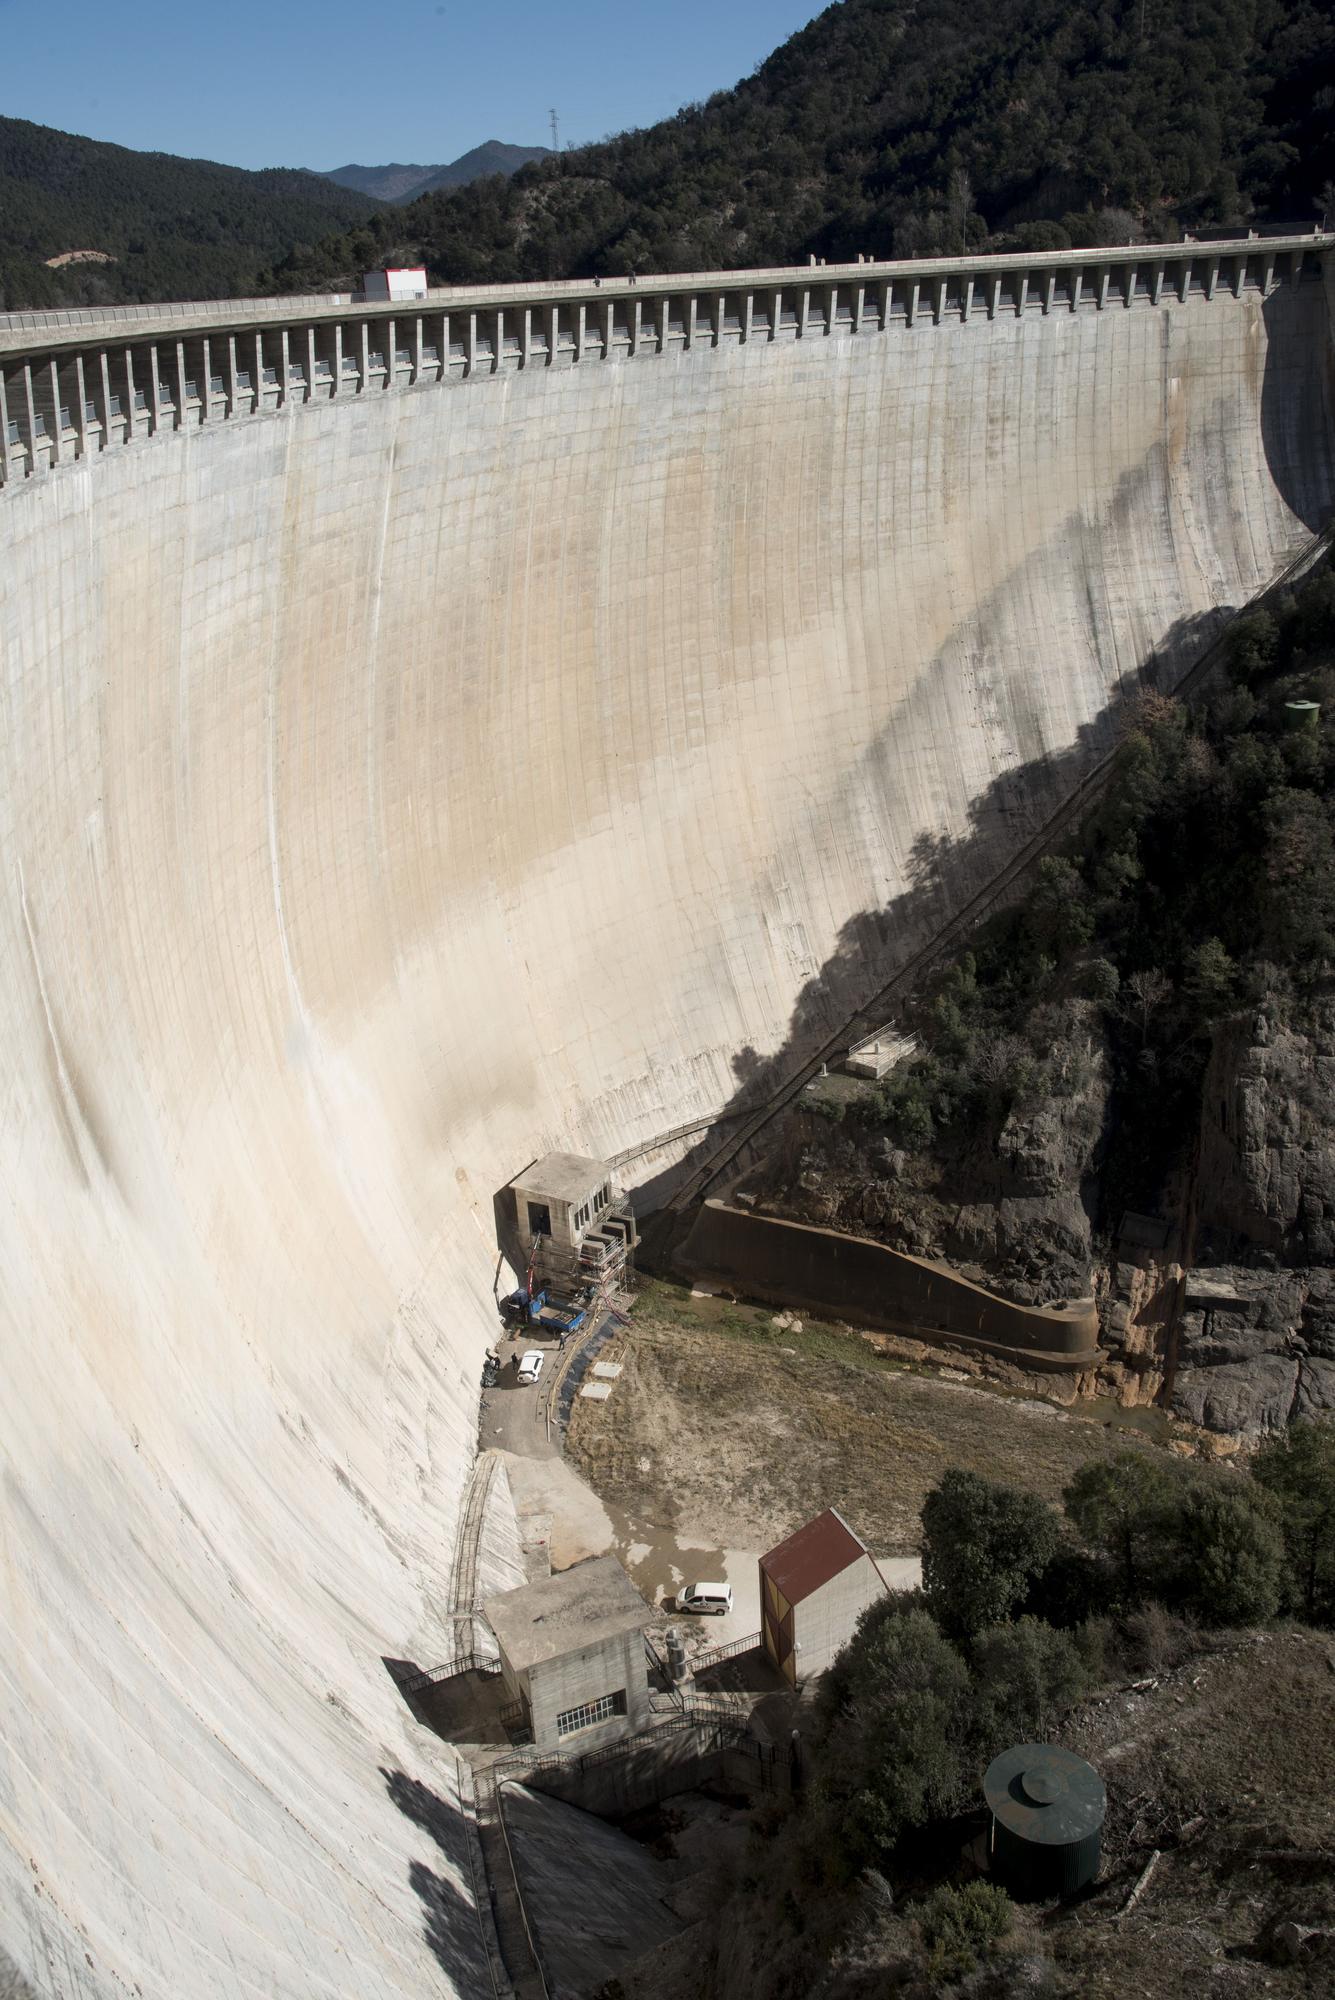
[{"xmin": 759, "ymin": 1508, "xmax": 888, "ymax": 1685}]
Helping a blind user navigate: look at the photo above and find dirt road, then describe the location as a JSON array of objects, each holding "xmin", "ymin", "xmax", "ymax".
[{"xmin": 569, "ymin": 1279, "xmax": 1173, "ymax": 1554}]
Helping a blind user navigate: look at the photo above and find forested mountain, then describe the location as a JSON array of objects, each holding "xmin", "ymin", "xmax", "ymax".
[
  {"xmin": 323, "ymin": 143, "xmax": 552, "ymax": 205},
  {"xmin": 272, "ymin": 0, "xmax": 1335, "ymax": 291},
  {"xmin": 4, "ymin": 1, "xmax": 1332, "ymax": 313},
  {"xmin": 0, "ymin": 116, "xmax": 381, "ymax": 311}
]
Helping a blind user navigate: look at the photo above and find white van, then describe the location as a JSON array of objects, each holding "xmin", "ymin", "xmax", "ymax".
[{"xmin": 677, "ymin": 1581, "xmax": 732, "ymax": 1617}]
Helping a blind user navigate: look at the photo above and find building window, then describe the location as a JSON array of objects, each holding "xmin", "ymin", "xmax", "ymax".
[
  {"xmin": 527, "ymin": 1202, "xmax": 551, "ymax": 1238},
  {"xmin": 555, "ymin": 1689, "xmax": 626, "ymax": 1737}
]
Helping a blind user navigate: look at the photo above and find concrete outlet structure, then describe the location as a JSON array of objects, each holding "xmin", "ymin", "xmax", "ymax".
[
  {"xmin": 484, "ymin": 1556, "xmax": 653, "ymax": 1751},
  {"xmin": 0, "ymin": 237, "xmax": 1332, "ymax": 1999}
]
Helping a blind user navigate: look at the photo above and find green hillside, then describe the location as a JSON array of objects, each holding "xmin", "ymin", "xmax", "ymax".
[
  {"xmin": 0, "ymin": 116, "xmax": 382, "ymax": 311},
  {"xmin": 274, "ymin": 0, "xmax": 1335, "ymax": 291}
]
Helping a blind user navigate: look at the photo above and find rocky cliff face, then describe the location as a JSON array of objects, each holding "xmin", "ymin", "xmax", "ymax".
[
  {"xmin": 755, "ymin": 995, "xmax": 1335, "ymax": 1437},
  {"xmin": 752, "ymin": 1028, "xmax": 1108, "ymax": 1310},
  {"xmin": 1170, "ymin": 1002, "xmax": 1335, "ymax": 1434}
]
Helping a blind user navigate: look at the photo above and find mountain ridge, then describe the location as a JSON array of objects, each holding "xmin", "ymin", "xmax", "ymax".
[
  {"xmin": 271, "ymin": 0, "xmax": 1335, "ymax": 293},
  {"xmin": 322, "ymin": 142, "xmax": 552, "ymax": 205}
]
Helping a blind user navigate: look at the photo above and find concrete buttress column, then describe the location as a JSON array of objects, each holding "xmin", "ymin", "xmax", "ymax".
[
  {"xmin": 1043, "ymin": 273, "xmax": 1056, "ymax": 314},
  {"xmin": 714, "ymin": 293, "xmax": 724, "ymax": 345},
  {"xmin": 771, "ymin": 288, "xmax": 782, "ymax": 339},
  {"xmin": 1152, "ymin": 262, "xmax": 1165, "ymax": 305},
  {"xmin": 279, "ymin": 329, "xmax": 291, "ymax": 406},
  {"xmin": 1097, "ymin": 268, "xmax": 1110, "ymax": 309},
  {"xmin": 0, "ymin": 372, "xmax": 11, "ymax": 483},
  {"xmin": 988, "ymin": 276, "xmax": 1001, "ymax": 319},
  {"xmin": 466, "ymin": 313, "xmax": 477, "ymax": 375},
  {"xmin": 148, "ymin": 344, "xmax": 163, "ymax": 432},
  {"xmin": 1015, "ymin": 274, "xmax": 1027, "ymax": 316},
  {"xmin": 46, "ymin": 358, "xmax": 63, "ymax": 464},
  {"xmin": 98, "ymin": 350, "xmax": 113, "ymax": 445},
  {"xmin": 907, "ymin": 281, "xmax": 919, "ymax": 326},
  {"xmin": 934, "ymin": 278, "xmax": 947, "ymax": 323},
  {"xmin": 22, "ymin": 363, "xmax": 39, "ymax": 468},
  {"xmin": 73, "ymin": 355, "xmax": 89, "ymax": 456}
]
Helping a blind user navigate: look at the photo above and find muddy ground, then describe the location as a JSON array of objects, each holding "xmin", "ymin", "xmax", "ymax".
[{"xmin": 568, "ymin": 1278, "xmax": 1178, "ymax": 1554}]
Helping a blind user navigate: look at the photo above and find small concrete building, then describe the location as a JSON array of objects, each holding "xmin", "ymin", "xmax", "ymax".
[
  {"xmin": 483, "ymin": 1556, "xmax": 652, "ymax": 1752},
  {"xmin": 361, "ymin": 266, "xmax": 428, "ymax": 301},
  {"xmin": 511, "ymin": 1152, "xmax": 615, "ymax": 1258},
  {"xmin": 507, "ymin": 1151, "xmax": 635, "ymax": 1295},
  {"xmin": 759, "ymin": 1508, "xmax": 889, "ymax": 1686}
]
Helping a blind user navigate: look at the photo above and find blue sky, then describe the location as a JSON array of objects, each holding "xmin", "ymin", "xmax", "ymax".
[{"xmin": 1, "ymin": 1, "xmax": 827, "ymax": 172}]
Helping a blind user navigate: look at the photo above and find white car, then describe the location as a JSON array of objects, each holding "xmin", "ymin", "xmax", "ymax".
[
  {"xmin": 516, "ymin": 1349, "xmax": 545, "ymax": 1385},
  {"xmin": 677, "ymin": 1581, "xmax": 732, "ymax": 1616}
]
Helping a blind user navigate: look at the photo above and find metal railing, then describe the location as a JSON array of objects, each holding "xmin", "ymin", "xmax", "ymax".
[
  {"xmin": 396, "ymin": 1650, "xmax": 502, "ymax": 1697},
  {"xmin": 491, "ymin": 1703, "xmax": 748, "ymax": 1783},
  {"xmin": 690, "ymin": 1629, "xmax": 764, "ymax": 1674}
]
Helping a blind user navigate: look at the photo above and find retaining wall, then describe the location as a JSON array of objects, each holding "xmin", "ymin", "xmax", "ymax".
[{"xmin": 679, "ymin": 1201, "xmax": 1101, "ymax": 1366}]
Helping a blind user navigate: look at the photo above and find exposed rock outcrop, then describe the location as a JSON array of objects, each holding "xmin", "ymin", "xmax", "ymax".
[
  {"xmin": 1168, "ymin": 1004, "xmax": 1335, "ymax": 1433},
  {"xmin": 751, "ymin": 1016, "xmax": 1108, "ymax": 1311}
]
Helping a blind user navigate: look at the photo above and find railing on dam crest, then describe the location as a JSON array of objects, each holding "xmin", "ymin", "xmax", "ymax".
[{"xmin": 1, "ymin": 231, "xmax": 1330, "ymax": 490}]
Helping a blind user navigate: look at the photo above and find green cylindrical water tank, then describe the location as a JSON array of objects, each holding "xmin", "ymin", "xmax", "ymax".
[
  {"xmin": 1284, "ymin": 700, "xmax": 1320, "ymax": 732},
  {"xmin": 983, "ymin": 1743, "xmax": 1105, "ymax": 1900}
]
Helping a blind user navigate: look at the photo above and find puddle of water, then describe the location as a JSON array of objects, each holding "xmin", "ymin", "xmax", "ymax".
[
  {"xmin": 1072, "ymin": 1393, "xmax": 1172, "ymax": 1439},
  {"xmin": 601, "ymin": 1500, "xmax": 761, "ymax": 1642}
]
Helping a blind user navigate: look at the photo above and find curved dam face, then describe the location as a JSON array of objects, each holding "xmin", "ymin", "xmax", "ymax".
[{"xmin": 1, "ymin": 246, "xmax": 1332, "ymax": 1997}]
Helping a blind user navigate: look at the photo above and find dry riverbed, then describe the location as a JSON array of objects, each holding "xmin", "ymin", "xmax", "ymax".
[{"xmin": 569, "ymin": 1277, "xmax": 1177, "ymax": 1554}]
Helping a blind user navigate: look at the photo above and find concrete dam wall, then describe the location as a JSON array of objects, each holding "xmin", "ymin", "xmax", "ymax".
[{"xmin": 0, "ymin": 241, "xmax": 1332, "ymax": 1998}]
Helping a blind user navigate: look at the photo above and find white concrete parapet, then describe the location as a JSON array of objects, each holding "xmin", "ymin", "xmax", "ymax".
[{"xmin": 2, "ymin": 233, "xmax": 1331, "ymax": 488}]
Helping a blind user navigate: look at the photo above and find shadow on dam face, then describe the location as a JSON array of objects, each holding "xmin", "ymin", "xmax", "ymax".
[
  {"xmin": 0, "ymin": 263, "xmax": 1333, "ymax": 2000},
  {"xmin": 628, "ymin": 569, "xmax": 1319, "ymax": 1232},
  {"xmin": 1262, "ymin": 284, "xmax": 1335, "ymax": 533}
]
